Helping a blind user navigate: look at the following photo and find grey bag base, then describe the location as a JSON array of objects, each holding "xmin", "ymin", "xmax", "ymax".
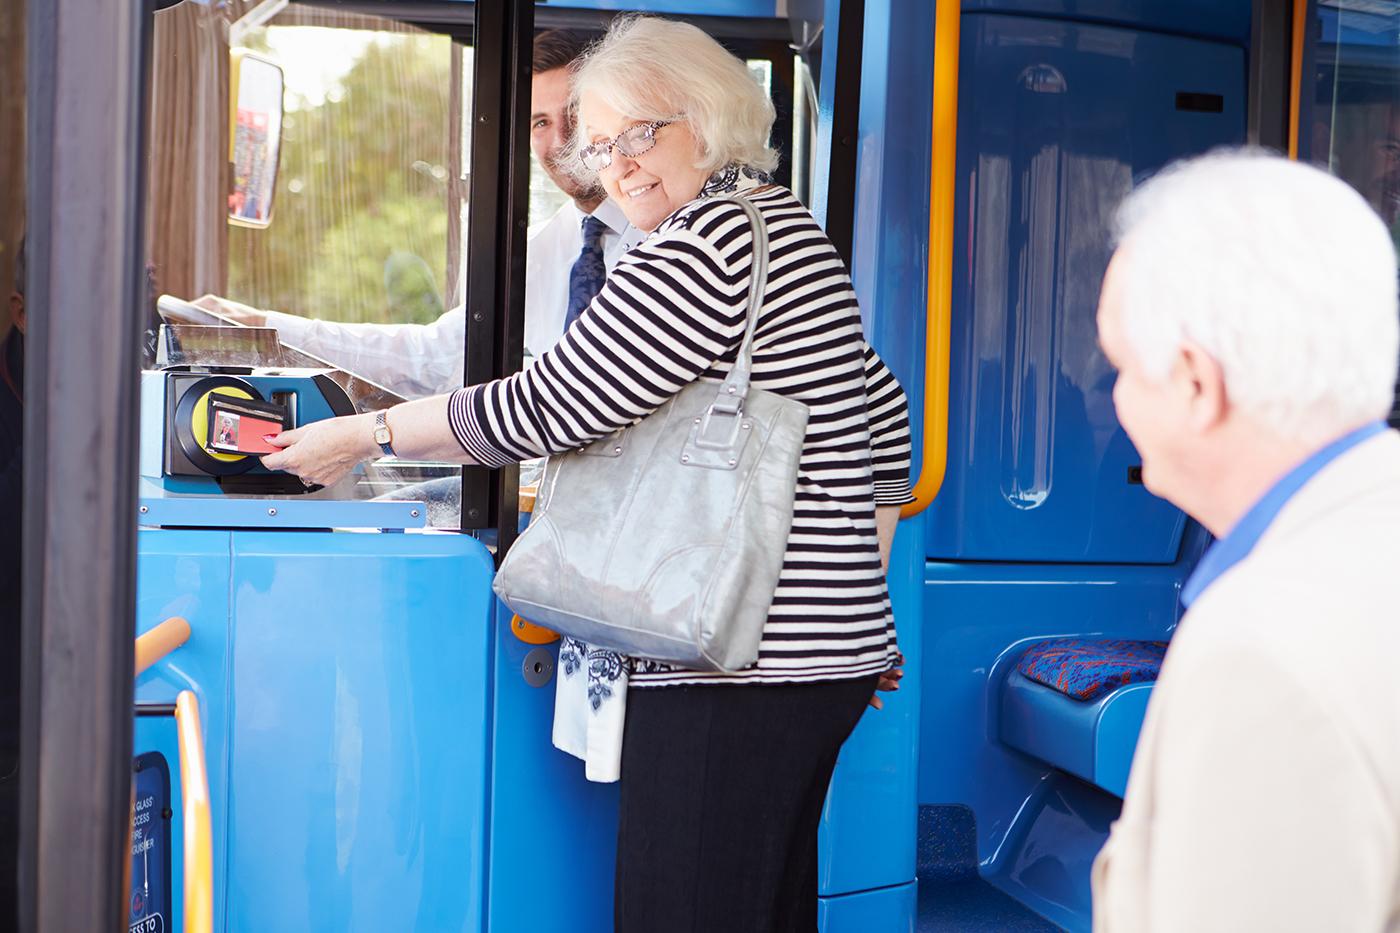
[{"xmin": 492, "ymin": 195, "xmax": 809, "ymax": 674}]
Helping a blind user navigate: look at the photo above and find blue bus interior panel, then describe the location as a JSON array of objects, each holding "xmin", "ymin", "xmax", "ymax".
[
  {"xmin": 927, "ymin": 14, "xmax": 1245, "ymax": 562},
  {"xmin": 917, "ymin": 557, "xmax": 1190, "ymax": 932},
  {"xmin": 134, "ymin": 527, "xmax": 496, "ymax": 932},
  {"xmin": 486, "ymin": 603, "xmax": 622, "ymax": 933},
  {"xmin": 982, "ymin": 770, "xmax": 1124, "ymax": 932},
  {"xmin": 817, "ymin": 514, "xmax": 925, "ymax": 906},
  {"xmin": 818, "ymin": 881, "xmax": 919, "ymax": 933},
  {"xmin": 958, "ymin": 0, "xmax": 1253, "ymax": 43},
  {"xmin": 223, "ymin": 531, "xmax": 493, "ymax": 931},
  {"xmin": 999, "ymin": 673, "xmax": 1154, "ymax": 797}
]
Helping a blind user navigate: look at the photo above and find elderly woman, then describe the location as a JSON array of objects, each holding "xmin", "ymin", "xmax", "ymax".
[{"xmin": 264, "ymin": 16, "xmax": 914, "ymax": 931}]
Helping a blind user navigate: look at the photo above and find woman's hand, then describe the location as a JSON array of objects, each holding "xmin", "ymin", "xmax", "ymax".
[
  {"xmin": 868, "ymin": 652, "xmax": 905, "ymax": 710},
  {"xmin": 260, "ymin": 412, "xmax": 378, "ymax": 487}
]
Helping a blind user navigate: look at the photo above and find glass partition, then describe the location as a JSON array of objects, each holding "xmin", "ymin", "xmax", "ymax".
[
  {"xmin": 226, "ymin": 13, "xmax": 464, "ymax": 325},
  {"xmin": 1305, "ymin": 0, "xmax": 1400, "ymax": 424},
  {"xmin": 145, "ymin": 3, "xmax": 476, "ymax": 526},
  {"xmin": 1307, "ymin": 0, "xmax": 1400, "ymax": 249}
]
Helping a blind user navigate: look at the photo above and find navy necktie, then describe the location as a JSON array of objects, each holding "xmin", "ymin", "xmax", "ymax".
[{"xmin": 564, "ymin": 214, "xmax": 609, "ymax": 330}]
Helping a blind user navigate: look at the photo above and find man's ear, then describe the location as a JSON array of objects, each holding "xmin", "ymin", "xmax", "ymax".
[
  {"xmin": 9, "ymin": 293, "xmax": 22, "ymax": 335},
  {"xmin": 1178, "ymin": 339, "xmax": 1227, "ymax": 432}
]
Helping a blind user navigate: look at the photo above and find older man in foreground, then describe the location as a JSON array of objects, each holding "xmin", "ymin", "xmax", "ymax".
[{"xmin": 1092, "ymin": 151, "xmax": 1400, "ymax": 931}]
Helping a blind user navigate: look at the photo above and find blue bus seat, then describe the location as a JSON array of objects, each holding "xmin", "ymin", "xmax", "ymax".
[{"xmin": 999, "ymin": 639, "xmax": 1167, "ymax": 798}]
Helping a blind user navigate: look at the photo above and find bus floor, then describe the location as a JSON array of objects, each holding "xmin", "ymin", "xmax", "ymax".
[{"xmin": 915, "ymin": 805, "xmax": 1063, "ymax": 932}]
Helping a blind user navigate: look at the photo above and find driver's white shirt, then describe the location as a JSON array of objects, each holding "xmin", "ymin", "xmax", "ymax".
[{"xmin": 262, "ymin": 198, "xmax": 637, "ymax": 398}]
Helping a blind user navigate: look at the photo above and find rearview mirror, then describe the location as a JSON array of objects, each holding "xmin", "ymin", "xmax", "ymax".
[{"xmin": 228, "ymin": 51, "xmax": 285, "ymax": 228}]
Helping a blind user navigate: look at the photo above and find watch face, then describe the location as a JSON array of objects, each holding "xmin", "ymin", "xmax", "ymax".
[{"xmin": 375, "ymin": 427, "xmax": 391, "ymax": 444}]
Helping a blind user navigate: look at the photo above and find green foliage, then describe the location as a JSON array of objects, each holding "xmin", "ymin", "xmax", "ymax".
[
  {"xmin": 303, "ymin": 191, "xmax": 449, "ymax": 324},
  {"xmin": 228, "ymin": 30, "xmax": 456, "ymax": 323}
]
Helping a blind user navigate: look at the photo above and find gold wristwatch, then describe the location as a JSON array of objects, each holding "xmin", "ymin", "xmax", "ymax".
[{"xmin": 373, "ymin": 410, "xmax": 396, "ymax": 457}]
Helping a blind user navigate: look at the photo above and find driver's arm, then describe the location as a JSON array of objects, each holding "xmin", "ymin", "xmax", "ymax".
[{"xmin": 194, "ymin": 295, "xmax": 464, "ymax": 399}]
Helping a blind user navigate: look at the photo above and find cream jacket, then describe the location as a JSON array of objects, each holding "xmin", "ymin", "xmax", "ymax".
[{"xmin": 1093, "ymin": 430, "xmax": 1400, "ymax": 932}]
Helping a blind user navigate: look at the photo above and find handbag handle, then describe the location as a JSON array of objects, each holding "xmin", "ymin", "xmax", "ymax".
[{"xmin": 708, "ymin": 195, "xmax": 769, "ymax": 422}]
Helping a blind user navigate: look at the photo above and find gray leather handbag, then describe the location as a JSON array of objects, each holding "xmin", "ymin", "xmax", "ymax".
[{"xmin": 492, "ymin": 196, "xmax": 810, "ymax": 673}]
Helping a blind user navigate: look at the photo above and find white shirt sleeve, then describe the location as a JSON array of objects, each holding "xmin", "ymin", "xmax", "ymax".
[
  {"xmin": 264, "ymin": 306, "xmax": 465, "ymax": 399},
  {"xmin": 255, "ymin": 200, "xmax": 635, "ymax": 399}
]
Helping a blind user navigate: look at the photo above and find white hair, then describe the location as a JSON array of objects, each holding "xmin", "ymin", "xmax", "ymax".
[
  {"xmin": 1115, "ymin": 148, "xmax": 1399, "ymax": 441},
  {"xmin": 568, "ymin": 16, "xmax": 778, "ymax": 178}
]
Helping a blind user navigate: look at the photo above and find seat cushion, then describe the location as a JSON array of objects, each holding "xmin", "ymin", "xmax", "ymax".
[{"xmin": 1016, "ymin": 638, "xmax": 1168, "ymax": 702}]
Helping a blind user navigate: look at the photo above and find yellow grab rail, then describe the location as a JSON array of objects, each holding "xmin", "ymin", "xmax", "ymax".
[
  {"xmin": 903, "ymin": 0, "xmax": 961, "ymax": 518},
  {"xmin": 1288, "ymin": 0, "xmax": 1308, "ymax": 159},
  {"xmin": 135, "ymin": 616, "xmax": 191, "ymax": 676},
  {"xmin": 175, "ymin": 691, "xmax": 213, "ymax": 933}
]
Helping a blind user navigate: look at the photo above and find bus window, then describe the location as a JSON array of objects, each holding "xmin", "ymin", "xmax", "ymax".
[
  {"xmin": 1305, "ymin": 0, "xmax": 1400, "ymax": 425},
  {"xmin": 1307, "ymin": 0, "xmax": 1400, "ymax": 250},
  {"xmin": 227, "ymin": 12, "xmax": 462, "ymax": 328}
]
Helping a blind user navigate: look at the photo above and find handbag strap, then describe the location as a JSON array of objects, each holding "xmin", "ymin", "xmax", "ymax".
[{"xmin": 712, "ymin": 195, "xmax": 769, "ymax": 415}]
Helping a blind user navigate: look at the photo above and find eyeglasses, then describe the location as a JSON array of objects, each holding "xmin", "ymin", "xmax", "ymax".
[{"xmin": 578, "ymin": 120, "xmax": 674, "ymax": 173}]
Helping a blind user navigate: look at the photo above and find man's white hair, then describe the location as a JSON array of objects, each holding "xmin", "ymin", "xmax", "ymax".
[
  {"xmin": 568, "ymin": 15, "xmax": 778, "ymax": 179},
  {"xmin": 1115, "ymin": 149, "xmax": 1398, "ymax": 441}
]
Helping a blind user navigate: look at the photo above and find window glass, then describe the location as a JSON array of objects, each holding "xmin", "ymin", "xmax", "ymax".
[
  {"xmin": 529, "ymin": 159, "xmax": 573, "ymax": 235},
  {"xmin": 1306, "ymin": 0, "xmax": 1400, "ymax": 425},
  {"xmin": 228, "ymin": 14, "xmax": 464, "ymax": 325},
  {"xmin": 146, "ymin": 4, "xmax": 474, "ymax": 526},
  {"xmin": 1307, "ymin": 0, "xmax": 1400, "ymax": 249}
]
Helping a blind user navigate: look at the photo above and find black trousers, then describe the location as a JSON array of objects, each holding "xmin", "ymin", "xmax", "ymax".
[{"xmin": 615, "ymin": 675, "xmax": 879, "ymax": 933}]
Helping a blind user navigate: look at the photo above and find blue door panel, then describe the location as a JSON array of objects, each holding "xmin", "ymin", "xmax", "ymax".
[
  {"xmin": 819, "ymin": 881, "xmax": 918, "ymax": 933},
  {"xmin": 224, "ymin": 531, "xmax": 494, "ymax": 932},
  {"xmin": 928, "ymin": 14, "xmax": 1245, "ymax": 562},
  {"xmin": 486, "ymin": 602, "xmax": 620, "ymax": 933},
  {"xmin": 819, "ymin": 516, "xmax": 925, "ymax": 899},
  {"xmin": 958, "ymin": 0, "xmax": 1252, "ymax": 43}
]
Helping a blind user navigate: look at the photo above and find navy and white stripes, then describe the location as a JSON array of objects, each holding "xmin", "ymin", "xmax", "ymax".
[{"xmin": 449, "ymin": 181, "xmax": 914, "ymax": 686}]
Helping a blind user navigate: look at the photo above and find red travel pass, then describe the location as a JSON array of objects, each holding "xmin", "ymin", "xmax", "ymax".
[{"xmin": 206, "ymin": 395, "xmax": 289, "ymax": 456}]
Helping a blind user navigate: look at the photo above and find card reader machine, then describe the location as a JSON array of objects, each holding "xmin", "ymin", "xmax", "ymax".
[
  {"xmin": 161, "ymin": 369, "xmax": 348, "ymax": 493},
  {"xmin": 138, "ymin": 315, "xmax": 448, "ymax": 526}
]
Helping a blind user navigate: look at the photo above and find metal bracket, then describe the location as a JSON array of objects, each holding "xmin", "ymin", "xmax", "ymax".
[
  {"xmin": 681, "ymin": 408, "xmax": 755, "ymax": 471},
  {"xmin": 521, "ymin": 647, "xmax": 556, "ymax": 688}
]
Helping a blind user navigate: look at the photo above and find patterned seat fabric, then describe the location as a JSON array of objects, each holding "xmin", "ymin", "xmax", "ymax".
[{"xmin": 1016, "ymin": 638, "xmax": 1168, "ymax": 702}]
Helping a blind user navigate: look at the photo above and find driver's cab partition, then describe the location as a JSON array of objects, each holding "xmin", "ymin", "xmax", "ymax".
[{"xmin": 123, "ymin": 1, "xmax": 882, "ymax": 931}]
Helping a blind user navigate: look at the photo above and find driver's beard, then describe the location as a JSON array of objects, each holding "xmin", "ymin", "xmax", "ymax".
[{"xmin": 546, "ymin": 152, "xmax": 605, "ymax": 204}]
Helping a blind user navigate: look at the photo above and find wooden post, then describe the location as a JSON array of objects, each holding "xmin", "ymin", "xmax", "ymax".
[{"xmin": 23, "ymin": 0, "xmax": 145, "ymax": 926}]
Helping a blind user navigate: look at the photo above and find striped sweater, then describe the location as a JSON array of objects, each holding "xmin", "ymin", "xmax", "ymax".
[{"xmin": 449, "ymin": 175, "xmax": 914, "ymax": 686}]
